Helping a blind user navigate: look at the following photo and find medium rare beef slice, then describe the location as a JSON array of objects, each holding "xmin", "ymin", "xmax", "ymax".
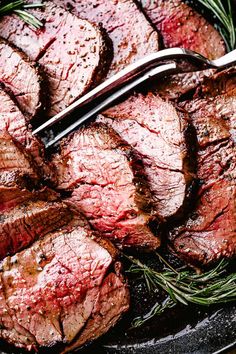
[
  {"xmin": 0, "ymin": 130, "xmax": 39, "ymax": 209},
  {"xmin": 55, "ymin": 0, "xmax": 160, "ymax": 77},
  {"xmin": 0, "ymin": 130, "xmax": 59, "ymax": 211},
  {"xmin": 0, "ymin": 200, "xmax": 72, "ymax": 260},
  {"xmin": 52, "ymin": 123, "xmax": 160, "ymax": 249},
  {"xmin": 156, "ymin": 69, "xmax": 216, "ymax": 101},
  {"xmin": 0, "ymin": 89, "xmax": 55, "ymax": 183},
  {"xmin": 63, "ymin": 265, "xmax": 129, "ymax": 352},
  {"xmin": 0, "ymin": 218, "xmax": 129, "ymax": 351},
  {"xmin": 0, "ymin": 1, "xmax": 112, "ymax": 117},
  {"xmin": 170, "ymin": 70, "xmax": 236, "ymax": 266},
  {"xmin": 99, "ymin": 93, "xmax": 193, "ymax": 219},
  {"xmin": 0, "ymin": 38, "xmax": 42, "ymax": 120},
  {"xmin": 139, "ymin": 0, "xmax": 225, "ymax": 59}
]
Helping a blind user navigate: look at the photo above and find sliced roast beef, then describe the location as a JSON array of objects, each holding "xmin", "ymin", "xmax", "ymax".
[
  {"xmin": 0, "ymin": 130, "xmax": 59, "ymax": 212},
  {"xmin": 139, "ymin": 0, "xmax": 225, "ymax": 59},
  {"xmin": 0, "ymin": 217, "xmax": 129, "ymax": 351},
  {"xmin": 64, "ymin": 265, "xmax": 129, "ymax": 352},
  {"xmin": 52, "ymin": 123, "xmax": 159, "ymax": 249},
  {"xmin": 0, "ymin": 89, "xmax": 55, "ymax": 183},
  {"xmin": 156, "ymin": 69, "xmax": 216, "ymax": 101},
  {"xmin": 0, "ymin": 38, "xmax": 42, "ymax": 120},
  {"xmin": 0, "ymin": 130, "xmax": 39, "ymax": 209},
  {"xmin": 55, "ymin": 0, "xmax": 160, "ymax": 77},
  {"xmin": 170, "ymin": 69, "xmax": 236, "ymax": 266},
  {"xmin": 0, "ymin": 1, "xmax": 112, "ymax": 117},
  {"xmin": 98, "ymin": 93, "xmax": 193, "ymax": 220},
  {"xmin": 0, "ymin": 200, "xmax": 72, "ymax": 260}
]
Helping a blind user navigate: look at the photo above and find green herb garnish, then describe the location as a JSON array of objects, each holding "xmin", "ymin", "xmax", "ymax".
[
  {"xmin": 125, "ymin": 253, "xmax": 236, "ymax": 328},
  {"xmin": 0, "ymin": 1, "xmax": 44, "ymax": 29},
  {"xmin": 198, "ymin": 0, "xmax": 236, "ymax": 51}
]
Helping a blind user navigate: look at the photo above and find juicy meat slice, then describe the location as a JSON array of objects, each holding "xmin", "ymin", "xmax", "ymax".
[
  {"xmin": 0, "ymin": 218, "xmax": 129, "ymax": 351},
  {"xmin": 170, "ymin": 69, "xmax": 236, "ymax": 266},
  {"xmin": 156, "ymin": 69, "xmax": 216, "ymax": 101},
  {"xmin": 99, "ymin": 93, "xmax": 193, "ymax": 219},
  {"xmin": 139, "ymin": 0, "xmax": 225, "ymax": 59},
  {"xmin": 55, "ymin": 0, "xmax": 160, "ymax": 77},
  {"xmin": 0, "ymin": 130, "xmax": 58, "ymax": 212},
  {"xmin": 0, "ymin": 200, "xmax": 72, "ymax": 260},
  {"xmin": 0, "ymin": 89, "xmax": 55, "ymax": 183},
  {"xmin": 0, "ymin": 1, "xmax": 112, "ymax": 117},
  {"xmin": 0, "ymin": 130, "xmax": 38, "ymax": 179},
  {"xmin": 52, "ymin": 123, "xmax": 159, "ymax": 249},
  {"xmin": 0, "ymin": 130, "xmax": 39, "ymax": 210},
  {"xmin": 0, "ymin": 38, "xmax": 42, "ymax": 120},
  {"xmin": 63, "ymin": 267, "xmax": 129, "ymax": 353}
]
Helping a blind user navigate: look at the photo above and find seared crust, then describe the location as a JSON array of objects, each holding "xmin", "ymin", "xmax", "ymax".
[
  {"xmin": 55, "ymin": 0, "xmax": 160, "ymax": 78},
  {"xmin": 52, "ymin": 123, "xmax": 160, "ymax": 250},
  {"xmin": 170, "ymin": 68, "xmax": 236, "ymax": 266},
  {"xmin": 0, "ymin": 1, "xmax": 113, "ymax": 117}
]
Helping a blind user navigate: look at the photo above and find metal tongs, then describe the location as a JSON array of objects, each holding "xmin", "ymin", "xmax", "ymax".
[{"xmin": 33, "ymin": 47, "xmax": 236, "ymax": 148}]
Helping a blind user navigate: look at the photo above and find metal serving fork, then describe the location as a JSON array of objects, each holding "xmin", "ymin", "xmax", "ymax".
[{"xmin": 33, "ymin": 47, "xmax": 236, "ymax": 147}]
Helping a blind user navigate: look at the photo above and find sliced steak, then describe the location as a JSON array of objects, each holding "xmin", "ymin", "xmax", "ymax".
[
  {"xmin": 156, "ymin": 69, "xmax": 216, "ymax": 101},
  {"xmin": 0, "ymin": 200, "xmax": 72, "ymax": 260},
  {"xmin": 0, "ymin": 89, "xmax": 55, "ymax": 183},
  {"xmin": 55, "ymin": 0, "xmax": 160, "ymax": 77},
  {"xmin": 170, "ymin": 69, "xmax": 236, "ymax": 266},
  {"xmin": 0, "ymin": 218, "xmax": 129, "ymax": 351},
  {"xmin": 63, "ymin": 266, "xmax": 129, "ymax": 352},
  {"xmin": 52, "ymin": 123, "xmax": 159, "ymax": 249},
  {"xmin": 0, "ymin": 130, "xmax": 58, "ymax": 211},
  {"xmin": 0, "ymin": 38, "xmax": 42, "ymax": 120},
  {"xmin": 98, "ymin": 93, "xmax": 193, "ymax": 219},
  {"xmin": 139, "ymin": 0, "xmax": 225, "ymax": 59},
  {"xmin": 0, "ymin": 1, "xmax": 112, "ymax": 117}
]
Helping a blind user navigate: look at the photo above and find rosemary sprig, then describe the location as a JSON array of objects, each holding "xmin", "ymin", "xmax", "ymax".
[
  {"xmin": 125, "ymin": 253, "xmax": 236, "ymax": 328},
  {"xmin": 0, "ymin": 1, "xmax": 44, "ymax": 29},
  {"xmin": 198, "ymin": 0, "xmax": 236, "ymax": 51}
]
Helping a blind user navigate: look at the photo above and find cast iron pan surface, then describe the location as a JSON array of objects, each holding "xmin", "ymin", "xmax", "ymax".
[{"xmin": 0, "ymin": 1, "xmax": 236, "ymax": 353}]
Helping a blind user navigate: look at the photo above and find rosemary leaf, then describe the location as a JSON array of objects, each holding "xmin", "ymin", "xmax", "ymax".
[
  {"xmin": 125, "ymin": 253, "xmax": 236, "ymax": 327},
  {"xmin": 0, "ymin": 1, "xmax": 44, "ymax": 29},
  {"xmin": 198, "ymin": 0, "xmax": 236, "ymax": 51}
]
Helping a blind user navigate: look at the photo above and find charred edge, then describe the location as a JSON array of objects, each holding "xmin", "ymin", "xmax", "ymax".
[{"xmin": 0, "ymin": 37, "xmax": 43, "ymax": 122}]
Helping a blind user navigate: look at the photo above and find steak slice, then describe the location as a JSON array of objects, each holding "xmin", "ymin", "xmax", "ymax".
[
  {"xmin": 0, "ymin": 218, "xmax": 129, "ymax": 351},
  {"xmin": 156, "ymin": 69, "xmax": 216, "ymax": 101},
  {"xmin": 0, "ymin": 38, "xmax": 42, "ymax": 120},
  {"xmin": 0, "ymin": 89, "xmax": 55, "ymax": 183},
  {"xmin": 0, "ymin": 200, "xmax": 72, "ymax": 260},
  {"xmin": 139, "ymin": 0, "xmax": 225, "ymax": 59},
  {"xmin": 0, "ymin": 130, "xmax": 58, "ymax": 211},
  {"xmin": 52, "ymin": 123, "xmax": 159, "ymax": 249},
  {"xmin": 54, "ymin": 0, "xmax": 160, "ymax": 77},
  {"xmin": 63, "ymin": 266, "xmax": 129, "ymax": 352},
  {"xmin": 0, "ymin": 130, "xmax": 40, "ymax": 210},
  {"xmin": 170, "ymin": 69, "xmax": 236, "ymax": 266},
  {"xmin": 98, "ymin": 93, "xmax": 193, "ymax": 220},
  {"xmin": 0, "ymin": 1, "xmax": 112, "ymax": 117}
]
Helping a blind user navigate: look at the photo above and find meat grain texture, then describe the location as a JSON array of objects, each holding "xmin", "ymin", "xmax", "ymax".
[
  {"xmin": 99, "ymin": 93, "xmax": 193, "ymax": 220},
  {"xmin": 55, "ymin": 0, "xmax": 160, "ymax": 77},
  {"xmin": 0, "ymin": 38, "xmax": 42, "ymax": 120},
  {"xmin": 52, "ymin": 123, "xmax": 160, "ymax": 249},
  {"xmin": 139, "ymin": 0, "xmax": 226, "ymax": 59},
  {"xmin": 0, "ymin": 89, "xmax": 55, "ymax": 183},
  {"xmin": 0, "ymin": 1, "xmax": 112, "ymax": 117},
  {"xmin": 0, "ymin": 217, "xmax": 129, "ymax": 351},
  {"xmin": 170, "ymin": 69, "xmax": 236, "ymax": 266}
]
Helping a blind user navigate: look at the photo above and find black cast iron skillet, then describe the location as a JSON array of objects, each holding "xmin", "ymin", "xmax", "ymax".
[{"xmin": 0, "ymin": 1, "xmax": 236, "ymax": 354}]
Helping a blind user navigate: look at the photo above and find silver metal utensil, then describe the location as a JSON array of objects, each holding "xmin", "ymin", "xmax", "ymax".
[{"xmin": 33, "ymin": 47, "xmax": 236, "ymax": 145}]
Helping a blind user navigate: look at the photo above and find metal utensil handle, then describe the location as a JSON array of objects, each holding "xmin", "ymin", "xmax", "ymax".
[
  {"xmin": 45, "ymin": 63, "xmax": 177, "ymax": 148},
  {"xmin": 33, "ymin": 48, "xmax": 215, "ymax": 135}
]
